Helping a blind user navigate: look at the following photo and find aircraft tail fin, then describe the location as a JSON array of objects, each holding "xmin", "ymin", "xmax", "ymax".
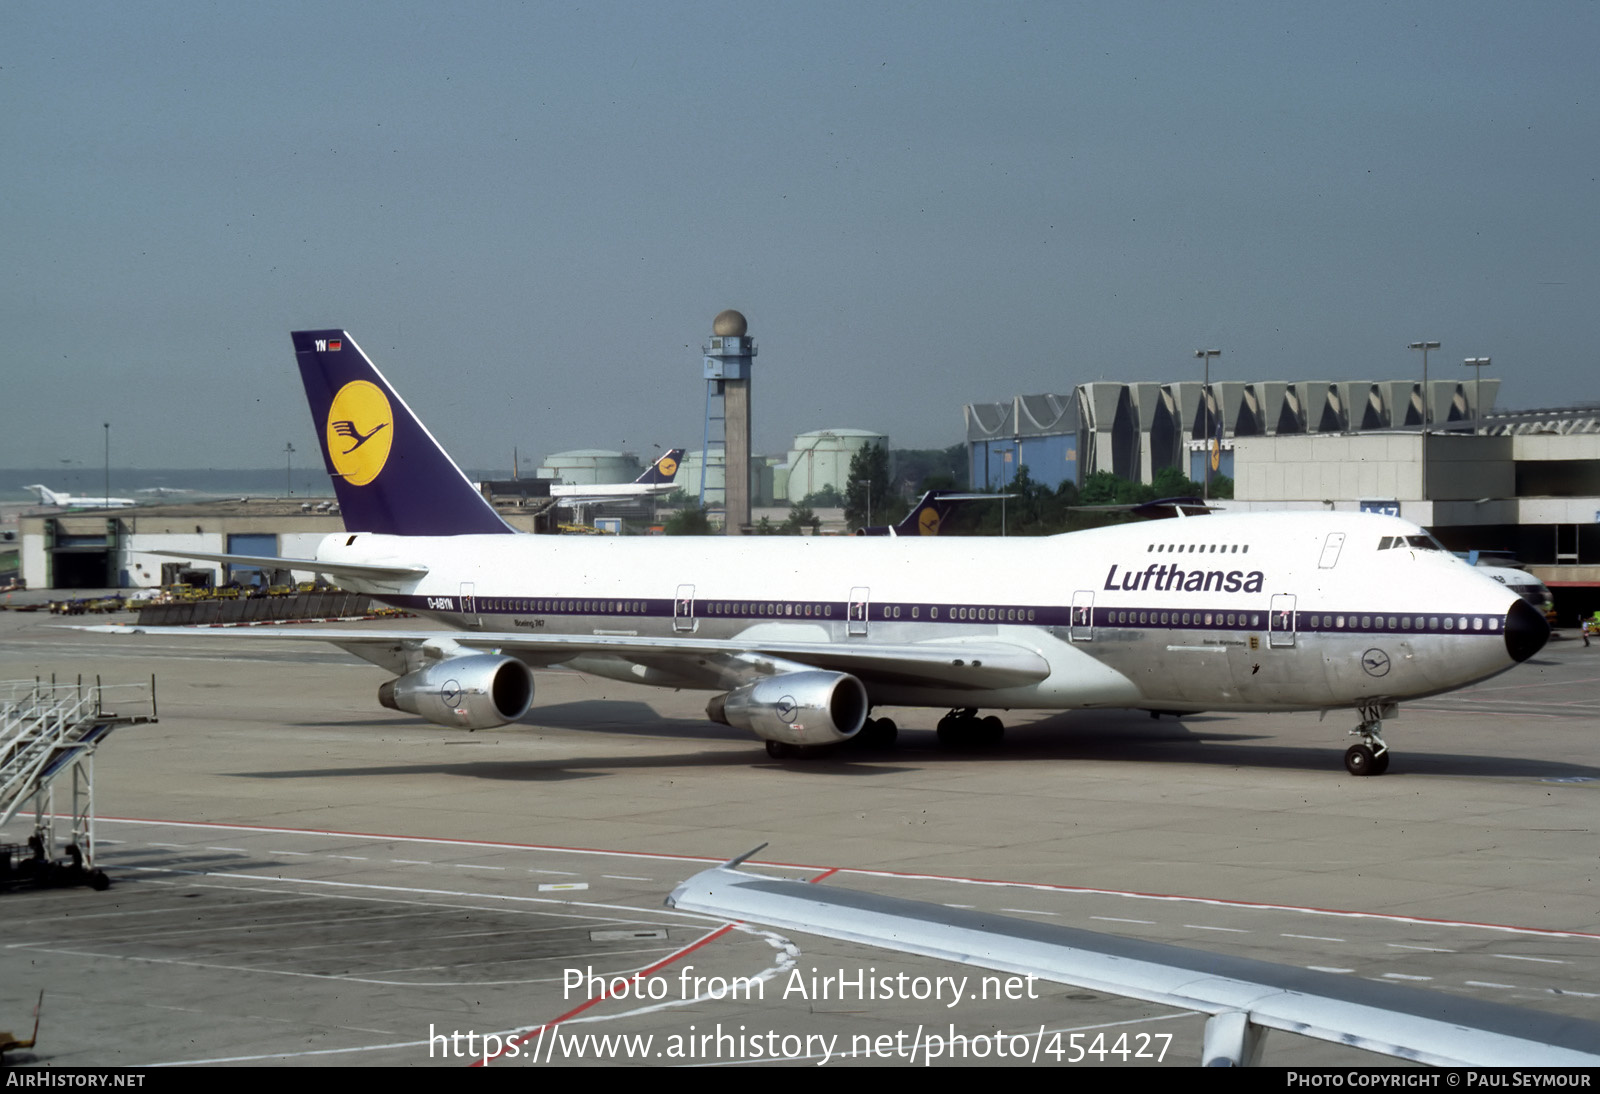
[
  {"xmin": 890, "ymin": 491, "xmax": 955, "ymax": 536},
  {"xmin": 855, "ymin": 491, "xmax": 1012, "ymax": 536},
  {"xmin": 290, "ymin": 330, "xmax": 514, "ymax": 536},
  {"xmin": 634, "ymin": 448, "xmax": 685, "ymax": 486},
  {"xmin": 23, "ymin": 485, "xmax": 63, "ymax": 507}
]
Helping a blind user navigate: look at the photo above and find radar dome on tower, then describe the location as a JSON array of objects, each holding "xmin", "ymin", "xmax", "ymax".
[{"xmin": 712, "ymin": 310, "xmax": 748, "ymax": 337}]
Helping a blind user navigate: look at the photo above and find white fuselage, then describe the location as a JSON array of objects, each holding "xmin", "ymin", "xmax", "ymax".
[
  {"xmin": 547, "ymin": 481, "xmax": 676, "ymax": 499},
  {"xmin": 315, "ymin": 510, "xmax": 1530, "ymax": 714}
]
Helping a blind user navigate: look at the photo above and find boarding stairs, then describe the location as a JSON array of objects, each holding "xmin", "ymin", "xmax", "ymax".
[{"xmin": 0, "ymin": 677, "xmax": 156, "ymax": 890}]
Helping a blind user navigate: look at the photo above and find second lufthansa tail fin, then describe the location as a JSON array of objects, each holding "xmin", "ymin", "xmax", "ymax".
[
  {"xmin": 291, "ymin": 330, "xmax": 514, "ymax": 536},
  {"xmin": 635, "ymin": 448, "xmax": 685, "ymax": 486}
]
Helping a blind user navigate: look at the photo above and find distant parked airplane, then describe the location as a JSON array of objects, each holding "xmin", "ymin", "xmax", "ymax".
[{"xmin": 22, "ymin": 485, "xmax": 137, "ymax": 509}]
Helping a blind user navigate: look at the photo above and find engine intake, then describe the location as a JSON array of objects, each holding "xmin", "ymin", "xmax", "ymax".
[
  {"xmin": 706, "ymin": 670, "xmax": 868, "ymax": 746},
  {"xmin": 378, "ymin": 654, "xmax": 534, "ymax": 729}
]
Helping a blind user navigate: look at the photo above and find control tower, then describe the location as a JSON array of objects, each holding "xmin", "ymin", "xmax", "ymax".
[{"xmin": 702, "ymin": 309, "xmax": 756, "ymax": 534}]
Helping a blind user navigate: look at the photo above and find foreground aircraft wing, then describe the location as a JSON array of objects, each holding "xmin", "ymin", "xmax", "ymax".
[
  {"xmin": 668, "ymin": 857, "xmax": 1600, "ymax": 1067},
  {"xmin": 88, "ymin": 624, "xmax": 1050, "ymax": 691},
  {"xmin": 142, "ymin": 549, "xmax": 428, "ymax": 581}
]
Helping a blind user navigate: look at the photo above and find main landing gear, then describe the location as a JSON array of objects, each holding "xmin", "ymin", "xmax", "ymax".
[
  {"xmin": 1344, "ymin": 701, "xmax": 1393, "ymax": 777},
  {"xmin": 855, "ymin": 716, "xmax": 899, "ymax": 750},
  {"xmin": 936, "ymin": 708, "xmax": 1004, "ymax": 750}
]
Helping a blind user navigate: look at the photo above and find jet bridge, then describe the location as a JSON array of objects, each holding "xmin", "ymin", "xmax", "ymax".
[{"xmin": 0, "ymin": 677, "xmax": 156, "ymax": 892}]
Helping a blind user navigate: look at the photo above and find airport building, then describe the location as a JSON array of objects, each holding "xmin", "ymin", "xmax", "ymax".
[
  {"xmin": 964, "ymin": 378, "xmax": 1501, "ymax": 492},
  {"xmin": 15, "ymin": 499, "xmax": 544, "ymax": 590},
  {"xmin": 534, "ymin": 449, "xmax": 644, "ymax": 486},
  {"xmin": 964, "ymin": 382, "xmax": 1599, "ymax": 609},
  {"xmin": 773, "ymin": 428, "xmax": 887, "ymax": 503}
]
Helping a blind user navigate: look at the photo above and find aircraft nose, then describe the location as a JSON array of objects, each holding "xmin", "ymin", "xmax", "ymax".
[{"xmin": 1503, "ymin": 598, "xmax": 1549, "ymax": 663}]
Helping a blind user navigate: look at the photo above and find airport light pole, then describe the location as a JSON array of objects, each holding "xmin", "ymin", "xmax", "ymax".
[
  {"xmin": 103, "ymin": 422, "xmax": 110, "ymax": 508},
  {"xmin": 1194, "ymin": 350, "xmax": 1221, "ymax": 500},
  {"xmin": 284, "ymin": 442, "xmax": 295, "ymax": 497},
  {"xmin": 1407, "ymin": 341, "xmax": 1440, "ymax": 433},
  {"xmin": 1464, "ymin": 357, "xmax": 1490, "ymax": 430},
  {"xmin": 1409, "ymin": 341, "xmax": 1440, "ymax": 501}
]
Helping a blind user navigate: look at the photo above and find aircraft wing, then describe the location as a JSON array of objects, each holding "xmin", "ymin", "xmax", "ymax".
[
  {"xmin": 85, "ymin": 624, "xmax": 1050, "ymax": 691},
  {"xmin": 667, "ymin": 856, "xmax": 1600, "ymax": 1067},
  {"xmin": 143, "ymin": 549, "xmax": 429, "ymax": 581}
]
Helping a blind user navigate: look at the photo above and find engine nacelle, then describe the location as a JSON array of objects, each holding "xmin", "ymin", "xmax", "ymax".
[
  {"xmin": 706, "ymin": 670, "xmax": 868, "ymax": 747},
  {"xmin": 378, "ymin": 654, "xmax": 534, "ymax": 730}
]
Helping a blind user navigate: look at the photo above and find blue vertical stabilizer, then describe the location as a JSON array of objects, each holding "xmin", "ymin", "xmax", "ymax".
[{"xmin": 291, "ymin": 330, "xmax": 515, "ymax": 536}]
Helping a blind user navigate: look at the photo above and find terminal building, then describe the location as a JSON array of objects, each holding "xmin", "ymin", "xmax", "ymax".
[
  {"xmin": 964, "ymin": 378, "xmax": 1502, "ymax": 492},
  {"xmin": 965, "ymin": 381, "xmax": 1599, "ymax": 611}
]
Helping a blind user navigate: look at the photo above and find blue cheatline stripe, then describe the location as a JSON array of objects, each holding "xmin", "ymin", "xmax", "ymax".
[{"xmin": 378, "ymin": 594, "xmax": 1507, "ymax": 638}]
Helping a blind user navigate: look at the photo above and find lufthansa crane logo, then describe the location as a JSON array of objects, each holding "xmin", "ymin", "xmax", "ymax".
[
  {"xmin": 1361, "ymin": 648, "xmax": 1392, "ymax": 678},
  {"xmin": 917, "ymin": 507, "xmax": 941, "ymax": 536},
  {"xmin": 658, "ymin": 455, "xmax": 678, "ymax": 478},
  {"xmin": 325, "ymin": 380, "xmax": 393, "ymax": 486}
]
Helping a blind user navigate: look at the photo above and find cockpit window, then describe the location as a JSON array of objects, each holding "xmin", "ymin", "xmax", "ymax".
[{"xmin": 1378, "ymin": 534, "xmax": 1446, "ymax": 552}]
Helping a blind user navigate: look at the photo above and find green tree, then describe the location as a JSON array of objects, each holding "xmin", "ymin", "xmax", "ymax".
[
  {"xmin": 663, "ymin": 506, "xmax": 712, "ymax": 535},
  {"xmin": 892, "ymin": 443, "xmax": 968, "ymax": 493},
  {"xmin": 781, "ymin": 505, "xmax": 821, "ymax": 535},
  {"xmin": 844, "ymin": 443, "xmax": 892, "ymax": 531},
  {"xmin": 1150, "ymin": 466, "xmax": 1203, "ymax": 498},
  {"xmin": 797, "ymin": 485, "xmax": 845, "ymax": 509},
  {"xmin": 1080, "ymin": 470, "xmax": 1149, "ymax": 506}
]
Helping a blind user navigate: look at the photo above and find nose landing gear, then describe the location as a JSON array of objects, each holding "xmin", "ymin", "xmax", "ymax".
[{"xmin": 1344, "ymin": 701, "xmax": 1394, "ymax": 776}]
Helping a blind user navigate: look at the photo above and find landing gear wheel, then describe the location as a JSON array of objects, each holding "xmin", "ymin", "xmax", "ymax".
[
  {"xmin": 978, "ymin": 715, "xmax": 1005, "ymax": 748},
  {"xmin": 1345, "ymin": 700, "xmax": 1395, "ymax": 777},
  {"xmin": 856, "ymin": 717, "xmax": 898, "ymax": 749},
  {"xmin": 936, "ymin": 709, "xmax": 1004, "ymax": 751},
  {"xmin": 765, "ymin": 739, "xmax": 793, "ymax": 760},
  {"xmin": 1344, "ymin": 744, "xmax": 1376, "ymax": 777},
  {"xmin": 936, "ymin": 713, "xmax": 968, "ymax": 749}
]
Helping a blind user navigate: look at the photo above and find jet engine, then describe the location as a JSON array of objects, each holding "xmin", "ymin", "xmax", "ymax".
[
  {"xmin": 706, "ymin": 670, "xmax": 868, "ymax": 746},
  {"xmin": 378, "ymin": 654, "xmax": 534, "ymax": 730}
]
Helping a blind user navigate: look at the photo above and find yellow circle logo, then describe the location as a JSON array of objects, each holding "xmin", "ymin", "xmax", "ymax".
[
  {"xmin": 326, "ymin": 381, "xmax": 393, "ymax": 486},
  {"xmin": 658, "ymin": 455, "xmax": 678, "ymax": 478},
  {"xmin": 917, "ymin": 507, "xmax": 941, "ymax": 535}
]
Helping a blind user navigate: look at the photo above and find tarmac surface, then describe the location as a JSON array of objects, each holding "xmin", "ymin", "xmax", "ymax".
[{"xmin": 1, "ymin": 602, "xmax": 1596, "ymax": 1068}]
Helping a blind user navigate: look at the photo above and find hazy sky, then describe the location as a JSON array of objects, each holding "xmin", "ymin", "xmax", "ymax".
[{"xmin": 5, "ymin": 2, "xmax": 1596, "ymax": 470}]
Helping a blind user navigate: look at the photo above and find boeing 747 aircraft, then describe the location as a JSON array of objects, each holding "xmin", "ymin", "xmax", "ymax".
[
  {"xmin": 130, "ymin": 329, "xmax": 1548, "ymax": 776},
  {"xmin": 547, "ymin": 448, "xmax": 685, "ymax": 505}
]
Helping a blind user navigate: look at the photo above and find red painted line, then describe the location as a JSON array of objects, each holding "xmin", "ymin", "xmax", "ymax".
[
  {"xmin": 809, "ymin": 867, "xmax": 840, "ymax": 883},
  {"xmin": 474, "ymin": 923, "xmax": 734, "ymax": 1067},
  {"xmin": 77, "ymin": 816, "xmax": 1600, "ymax": 942}
]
